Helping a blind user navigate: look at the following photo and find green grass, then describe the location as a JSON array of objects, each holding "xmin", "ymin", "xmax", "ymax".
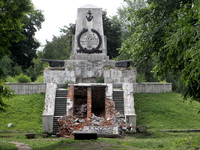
[
  {"xmin": 0, "ymin": 94, "xmax": 45, "ymax": 133},
  {"xmin": 1, "ymin": 92, "xmax": 200, "ymax": 149},
  {"xmin": 1, "ymin": 132, "xmax": 200, "ymax": 149},
  {"xmin": 134, "ymin": 92, "xmax": 200, "ymax": 129}
]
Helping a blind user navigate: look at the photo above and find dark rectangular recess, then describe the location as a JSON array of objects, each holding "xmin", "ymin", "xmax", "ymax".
[
  {"xmin": 73, "ymin": 86, "xmax": 87, "ymax": 118},
  {"xmin": 91, "ymin": 85, "xmax": 106, "ymax": 117}
]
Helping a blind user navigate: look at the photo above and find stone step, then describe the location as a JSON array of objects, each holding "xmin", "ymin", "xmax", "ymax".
[
  {"xmin": 55, "ymin": 102, "xmax": 66, "ymax": 105},
  {"xmin": 55, "ymin": 97, "xmax": 67, "ymax": 100},
  {"xmin": 113, "ymin": 90, "xmax": 124, "ymax": 115},
  {"xmin": 53, "ymin": 116, "xmax": 62, "ymax": 134},
  {"xmin": 56, "ymin": 90, "xmax": 68, "ymax": 97},
  {"xmin": 113, "ymin": 98, "xmax": 124, "ymax": 102}
]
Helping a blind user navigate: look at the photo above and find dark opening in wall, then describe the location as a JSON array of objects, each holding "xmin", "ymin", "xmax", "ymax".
[
  {"xmin": 92, "ymin": 85, "xmax": 106, "ymax": 117},
  {"xmin": 73, "ymin": 86, "xmax": 87, "ymax": 118}
]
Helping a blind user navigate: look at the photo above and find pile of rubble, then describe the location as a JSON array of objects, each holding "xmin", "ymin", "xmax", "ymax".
[
  {"xmin": 57, "ymin": 97, "xmax": 128, "ymax": 138},
  {"xmin": 58, "ymin": 112, "xmax": 126, "ymax": 138}
]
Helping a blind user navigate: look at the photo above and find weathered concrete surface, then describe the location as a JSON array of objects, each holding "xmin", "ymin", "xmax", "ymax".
[
  {"xmin": 123, "ymin": 83, "xmax": 136, "ymax": 133},
  {"xmin": 71, "ymin": 4, "xmax": 108, "ymax": 60},
  {"xmin": 133, "ymin": 83, "xmax": 172, "ymax": 93},
  {"xmin": 104, "ymin": 68, "xmax": 137, "ymax": 84},
  {"xmin": 7, "ymin": 83, "xmax": 46, "ymax": 95},
  {"xmin": 44, "ymin": 69, "xmax": 76, "ymax": 84},
  {"xmin": 44, "ymin": 60, "xmax": 115, "ymax": 84},
  {"xmin": 42, "ymin": 83, "xmax": 57, "ymax": 133}
]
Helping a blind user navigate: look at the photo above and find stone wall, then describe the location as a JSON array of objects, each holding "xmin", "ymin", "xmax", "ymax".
[
  {"xmin": 123, "ymin": 83, "xmax": 136, "ymax": 132},
  {"xmin": 7, "ymin": 83, "xmax": 46, "ymax": 95},
  {"xmin": 43, "ymin": 69, "xmax": 76, "ymax": 84},
  {"xmin": 44, "ymin": 60, "xmax": 115, "ymax": 84},
  {"xmin": 42, "ymin": 83, "xmax": 57, "ymax": 133},
  {"xmin": 133, "ymin": 83, "xmax": 172, "ymax": 93},
  {"xmin": 104, "ymin": 68, "xmax": 137, "ymax": 84}
]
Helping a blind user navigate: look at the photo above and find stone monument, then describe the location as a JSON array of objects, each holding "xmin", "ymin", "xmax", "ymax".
[
  {"xmin": 43, "ymin": 4, "xmax": 137, "ymax": 134},
  {"xmin": 70, "ymin": 4, "xmax": 109, "ymax": 61}
]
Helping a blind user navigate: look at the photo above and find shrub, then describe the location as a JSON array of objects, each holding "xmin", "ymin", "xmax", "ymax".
[
  {"xmin": 35, "ymin": 75, "xmax": 44, "ymax": 83},
  {"xmin": 97, "ymin": 76, "xmax": 104, "ymax": 83},
  {"xmin": 6, "ymin": 76, "xmax": 17, "ymax": 83},
  {"xmin": 136, "ymin": 73, "xmax": 146, "ymax": 83},
  {"xmin": 16, "ymin": 73, "xmax": 31, "ymax": 83}
]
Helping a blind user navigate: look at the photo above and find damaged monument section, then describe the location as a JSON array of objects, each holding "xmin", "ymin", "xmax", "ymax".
[
  {"xmin": 42, "ymin": 4, "xmax": 138, "ymax": 138},
  {"xmin": 57, "ymin": 84, "xmax": 130, "ymax": 138}
]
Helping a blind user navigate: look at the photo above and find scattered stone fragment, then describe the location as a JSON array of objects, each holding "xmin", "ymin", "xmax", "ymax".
[{"xmin": 7, "ymin": 123, "xmax": 12, "ymax": 128}]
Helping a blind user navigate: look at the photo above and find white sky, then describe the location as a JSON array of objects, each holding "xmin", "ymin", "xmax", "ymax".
[{"xmin": 32, "ymin": 0, "xmax": 124, "ymax": 50}]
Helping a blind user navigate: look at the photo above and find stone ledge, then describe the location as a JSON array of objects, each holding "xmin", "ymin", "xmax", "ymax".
[{"xmin": 161, "ymin": 129, "xmax": 200, "ymax": 132}]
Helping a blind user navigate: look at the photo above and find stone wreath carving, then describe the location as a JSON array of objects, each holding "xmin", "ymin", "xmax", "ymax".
[{"xmin": 77, "ymin": 28, "xmax": 102, "ymax": 54}]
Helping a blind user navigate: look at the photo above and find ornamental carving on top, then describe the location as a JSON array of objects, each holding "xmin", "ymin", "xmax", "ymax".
[{"xmin": 86, "ymin": 10, "xmax": 93, "ymax": 22}]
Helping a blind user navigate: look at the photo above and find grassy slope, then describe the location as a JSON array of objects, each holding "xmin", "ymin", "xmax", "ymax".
[
  {"xmin": 0, "ymin": 94, "xmax": 45, "ymax": 133},
  {"xmin": 0, "ymin": 92, "xmax": 199, "ymax": 133},
  {"xmin": 134, "ymin": 92, "xmax": 200, "ymax": 129},
  {"xmin": 1, "ymin": 92, "xmax": 200, "ymax": 149}
]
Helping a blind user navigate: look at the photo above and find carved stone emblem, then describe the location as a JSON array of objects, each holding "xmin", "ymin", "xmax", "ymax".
[
  {"xmin": 86, "ymin": 10, "xmax": 93, "ymax": 22},
  {"xmin": 77, "ymin": 29, "xmax": 102, "ymax": 53}
]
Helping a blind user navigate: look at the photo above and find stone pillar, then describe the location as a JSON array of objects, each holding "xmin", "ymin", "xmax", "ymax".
[
  {"xmin": 123, "ymin": 83, "xmax": 137, "ymax": 133},
  {"xmin": 87, "ymin": 87, "xmax": 92, "ymax": 120},
  {"xmin": 67, "ymin": 85, "xmax": 74, "ymax": 116}
]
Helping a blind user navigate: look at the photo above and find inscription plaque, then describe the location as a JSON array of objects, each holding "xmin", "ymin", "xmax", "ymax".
[{"xmin": 77, "ymin": 29, "xmax": 102, "ymax": 54}]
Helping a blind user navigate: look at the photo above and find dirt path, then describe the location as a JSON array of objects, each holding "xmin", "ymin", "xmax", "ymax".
[{"xmin": 10, "ymin": 141, "xmax": 32, "ymax": 150}]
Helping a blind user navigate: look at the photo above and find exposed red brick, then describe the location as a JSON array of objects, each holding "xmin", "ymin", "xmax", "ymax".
[{"xmin": 87, "ymin": 87, "xmax": 92, "ymax": 121}]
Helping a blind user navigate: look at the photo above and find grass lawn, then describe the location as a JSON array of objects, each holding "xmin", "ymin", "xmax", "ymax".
[
  {"xmin": 1, "ymin": 132, "xmax": 200, "ymax": 149},
  {"xmin": 135, "ymin": 92, "xmax": 200, "ymax": 130},
  {"xmin": 0, "ymin": 94, "xmax": 45, "ymax": 133},
  {"xmin": 1, "ymin": 92, "xmax": 200, "ymax": 149}
]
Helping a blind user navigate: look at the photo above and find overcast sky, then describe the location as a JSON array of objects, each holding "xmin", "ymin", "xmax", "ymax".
[{"xmin": 32, "ymin": 0, "xmax": 124, "ymax": 50}]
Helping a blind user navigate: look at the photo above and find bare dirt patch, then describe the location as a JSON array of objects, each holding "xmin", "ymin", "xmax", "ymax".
[{"xmin": 10, "ymin": 141, "xmax": 32, "ymax": 150}]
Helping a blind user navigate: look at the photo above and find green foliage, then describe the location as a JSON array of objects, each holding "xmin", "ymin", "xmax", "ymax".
[
  {"xmin": 0, "ymin": 141, "xmax": 17, "ymax": 150},
  {"xmin": 136, "ymin": 73, "xmax": 146, "ymax": 83},
  {"xmin": 13, "ymin": 65, "xmax": 23, "ymax": 76},
  {"xmin": 39, "ymin": 24, "xmax": 75, "ymax": 60},
  {"xmin": 0, "ymin": 56, "xmax": 13, "ymax": 79},
  {"xmin": 15, "ymin": 73, "xmax": 31, "ymax": 83},
  {"xmin": 0, "ymin": 0, "xmax": 33, "ymax": 60},
  {"xmin": 120, "ymin": 0, "xmax": 200, "ymax": 101},
  {"xmin": 103, "ymin": 12, "xmax": 122, "ymax": 59},
  {"xmin": 0, "ymin": 81, "xmax": 13, "ymax": 112},
  {"xmin": 135, "ymin": 92, "xmax": 200, "ymax": 129},
  {"xmin": 35, "ymin": 75, "xmax": 43, "ymax": 83},
  {"xmin": 64, "ymin": 80, "xmax": 74, "ymax": 88},
  {"xmin": 0, "ymin": 94, "xmax": 45, "ymax": 133},
  {"xmin": 26, "ymin": 58, "xmax": 48, "ymax": 81},
  {"xmin": 97, "ymin": 76, "xmax": 104, "ymax": 83},
  {"xmin": 6, "ymin": 76, "xmax": 16, "ymax": 83},
  {"xmin": 174, "ymin": 135, "xmax": 200, "ymax": 150},
  {"xmin": 0, "ymin": 0, "xmax": 37, "ymax": 112},
  {"xmin": 9, "ymin": 9, "xmax": 45, "ymax": 69}
]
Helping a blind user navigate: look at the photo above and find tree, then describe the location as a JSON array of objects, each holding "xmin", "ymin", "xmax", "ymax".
[
  {"xmin": 116, "ymin": 0, "xmax": 146, "ymax": 61},
  {"xmin": 39, "ymin": 23, "xmax": 75, "ymax": 60},
  {"xmin": 102, "ymin": 11, "xmax": 122, "ymax": 59},
  {"xmin": 0, "ymin": 0, "xmax": 33, "ymax": 111},
  {"xmin": 9, "ymin": 9, "xmax": 44, "ymax": 69},
  {"xmin": 121, "ymin": 0, "xmax": 200, "ymax": 100}
]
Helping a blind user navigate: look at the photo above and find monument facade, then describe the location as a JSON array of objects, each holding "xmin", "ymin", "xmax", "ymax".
[{"xmin": 43, "ymin": 4, "xmax": 137, "ymax": 134}]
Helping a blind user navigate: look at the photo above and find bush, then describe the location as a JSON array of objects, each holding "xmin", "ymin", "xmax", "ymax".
[
  {"xmin": 6, "ymin": 76, "xmax": 17, "ymax": 83},
  {"xmin": 35, "ymin": 75, "xmax": 43, "ymax": 83},
  {"xmin": 97, "ymin": 76, "xmax": 104, "ymax": 83},
  {"xmin": 136, "ymin": 73, "xmax": 146, "ymax": 83},
  {"xmin": 16, "ymin": 73, "xmax": 31, "ymax": 83}
]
